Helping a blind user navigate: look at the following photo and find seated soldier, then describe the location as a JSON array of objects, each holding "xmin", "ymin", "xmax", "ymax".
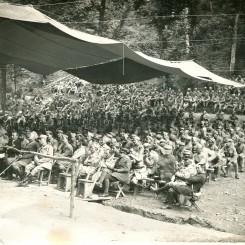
[
  {"xmin": 128, "ymin": 145, "xmax": 148, "ymax": 192},
  {"xmin": 212, "ymin": 93, "xmax": 220, "ymax": 112},
  {"xmin": 46, "ymin": 131, "xmax": 58, "ymax": 154},
  {"xmin": 96, "ymin": 148, "xmax": 132, "ymax": 197},
  {"xmin": 193, "ymin": 143, "xmax": 213, "ymax": 173},
  {"xmin": 183, "ymin": 94, "xmax": 191, "ymax": 110},
  {"xmin": 154, "ymin": 144, "xmax": 177, "ymax": 183},
  {"xmin": 150, "ymin": 150, "xmax": 198, "ymax": 209},
  {"xmin": 222, "ymin": 94, "xmax": 232, "ymax": 111},
  {"xmin": 12, "ymin": 131, "xmax": 39, "ymax": 180},
  {"xmin": 202, "ymin": 93, "xmax": 210, "ymax": 109},
  {"xmin": 143, "ymin": 143, "xmax": 159, "ymax": 177},
  {"xmin": 95, "ymin": 148, "xmax": 118, "ymax": 188},
  {"xmin": 208, "ymin": 150, "xmax": 223, "ymax": 181},
  {"xmin": 220, "ymin": 138, "xmax": 239, "ymax": 179},
  {"xmin": 77, "ymin": 142, "xmax": 102, "ymax": 179},
  {"xmin": 0, "ymin": 130, "xmax": 9, "ymax": 175},
  {"xmin": 191, "ymin": 95, "xmax": 198, "ymax": 112},
  {"xmin": 217, "ymin": 94, "xmax": 226, "ymax": 111},
  {"xmin": 229, "ymin": 112, "xmax": 239, "ymax": 126},
  {"xmin": 215, "ymin": 111, "xmax": 225, "ymax": 125},
  {"xmin": 55, "ymin": 134, "xmax": 73, "ymax": 173},
  {"xmin": 235, "ymin": 138, "xmax": 245, "ymax": 172},
  {"xmin": 3, "ymin": 131, "xmax": 21, "ymax": 180},
  {"xmin": 19, "ymin": 135, "xmax": 54, "ymax": 186}
]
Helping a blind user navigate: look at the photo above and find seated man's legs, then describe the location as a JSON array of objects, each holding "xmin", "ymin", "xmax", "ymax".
[
  {"xmin": 25, "ymin": 162, "xmax": 35, "ymax": 176},
  {"xmin": 226, "ymin": 159, "xmax": 239, "ymax": 179},
  {"xmin": 12, "ymin": 161, "xmax": 27, "ymax": 180},
  {"xmin": 151, "ymin": 182, "xmax": 193, "ymax": 207},
  {"xmin": 101, "ymin": 173, "xmax": 118, "ymax": 196},
  {"xmin": 96, "ymin": 168, "xmax": 111, "ymax": 187},
  {"xmin": 2, "ymin": 157, "xmax": 15, "ymax": 180},
  {"xmin": 30, "ymin": 165, "xmax": 46, "ymax": 177},
  {"xmin": 238, "ymin": 156, "xmax": 244, "ymax": 172},
  {"xmin": 57, "ymin": 161, "xmax": 70, "ymax": 173},
  {"xmin": 213, "ymin": 165, "xmax": 221, "ymax": 180},
  {"xmin": 21, "ymin": 165, "xmax": 46, "ymax": 185}
]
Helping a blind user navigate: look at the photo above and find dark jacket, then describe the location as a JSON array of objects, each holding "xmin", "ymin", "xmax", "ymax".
[{"xmin": 111, "ymin": 155, "xmax": 132, "ymax": 184}]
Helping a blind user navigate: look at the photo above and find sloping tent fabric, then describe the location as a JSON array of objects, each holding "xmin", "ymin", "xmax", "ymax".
[{"xmin": 0, "ymin": 3, "xmax": 244, "ymax": 88}]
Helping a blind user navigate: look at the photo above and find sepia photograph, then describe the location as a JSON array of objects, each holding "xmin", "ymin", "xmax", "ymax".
[{"xmin": 0, "ymin": 0, "xmax": 245, "ymax": 244}]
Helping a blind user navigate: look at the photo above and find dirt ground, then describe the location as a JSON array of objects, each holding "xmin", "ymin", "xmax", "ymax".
[
  {"xmin": 0, "ymin": 179, "xmax": 244, "ymax": 245},
  {"xmin": 105, "ymin": 171, "xmax": 245, "ymax": 236}
]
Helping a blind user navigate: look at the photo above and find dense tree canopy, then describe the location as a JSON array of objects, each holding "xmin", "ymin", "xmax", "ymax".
[{"xmin": 3, "ymin": 0, "xmax": 245, "ymax": 91}]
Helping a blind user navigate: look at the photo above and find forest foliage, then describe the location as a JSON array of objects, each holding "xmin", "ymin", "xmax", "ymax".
[{"xmin": 2, "ymin": 0, "xmax": 245, "ymax": 93}]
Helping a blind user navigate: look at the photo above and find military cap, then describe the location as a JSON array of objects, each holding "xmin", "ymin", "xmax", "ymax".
[
  {"xmin": 164, "ymin": 144, "xmax": 172, "ymax": 150},
  {"xmin": 155, "ymin": 134, "xmax": 162, "ymax": 140},
  {"xmin": 120, "ymin": 148, "xmax": 129, "ymax": 154},
  {"xmin": 183, "ymin": 150, "xmax": 192, "ymax": 155}
]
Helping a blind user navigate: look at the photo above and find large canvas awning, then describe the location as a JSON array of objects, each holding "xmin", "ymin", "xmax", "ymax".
[{"xmin": 0, "ymin": 3, "xmax": 244, "ymax": 87}]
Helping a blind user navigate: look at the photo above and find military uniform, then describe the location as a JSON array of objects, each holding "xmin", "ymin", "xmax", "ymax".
[
  {"xmin": 27, "ymin": 143, "xmax": 54, "ymax": 176},
  {"xmin": 221, "ymin": 141, "xmax": 239, "ymax": 178},
  {"xmin": 235, "ymin": 141, "xmax": 245, "ymax": 172}
]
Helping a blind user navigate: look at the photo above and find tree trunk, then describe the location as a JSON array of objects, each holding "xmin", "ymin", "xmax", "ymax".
[
  {"xmin": 184, "ymin": 7, "xmax": 190, "ymax": 56},
  {"xmin": 230, "ymin": 14, "xmax": 239, "ymax": 73},
  {"xmin": 98, "ymin": 0, "xmax": 106, "ymax": 35},
  {"xmin": 0, "ymin": 65, "xmax": 7, "ymax": 113},
  {"xmin": 209, "ymin": 0, "xmax": 213, "ymax": 12},
  {"xmin": 13, "ymin": 65, "xmax": 17, "ymax": 94}
]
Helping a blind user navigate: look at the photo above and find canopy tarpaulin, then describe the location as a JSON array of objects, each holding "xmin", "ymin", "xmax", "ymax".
[{"xmin": 0, "ymin": 3, "xmax": 244, "ymax": 87}]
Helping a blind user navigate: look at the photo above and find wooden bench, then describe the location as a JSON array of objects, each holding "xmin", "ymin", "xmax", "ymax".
[
  {"xmin": 76, "ymin": 166, "xmax": 101, "ymax": 199},
  {"xmin": 57, "ymin": 164, "xmax": 71, "ymax": 192},
  {"xmin": 57, "ymin": 172, "xmax": 71, "ymax": 192}
]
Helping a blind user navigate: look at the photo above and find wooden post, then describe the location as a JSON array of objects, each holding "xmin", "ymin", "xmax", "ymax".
[
  {"xmin": 0, "ymin": 65, "xmax": 7, "ymax": 113},
  {"xmin": 69, "ymin": 160, "xmax": 76, "ymax": 218}
]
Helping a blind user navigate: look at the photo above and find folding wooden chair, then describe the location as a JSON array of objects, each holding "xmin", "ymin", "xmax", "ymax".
[
  {"xmin": 179, "ymin": 191, "xmax": 203, "ymax": 211},
  {"xmin": 109, "ymin": 181, "xmax": 126, "ymax": 199},
  {"xmin": 38, "ymin": 169, "xmax": 52, "ymax": 187}
]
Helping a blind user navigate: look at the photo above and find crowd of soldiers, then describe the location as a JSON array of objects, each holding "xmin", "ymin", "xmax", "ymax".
[
  {"xmin": 0, "ymin": 81, "xmax": 245, "ymax": 208},
  {"xmin": 2, "ymin": 81, "xmax": 245, "ymax": 138}
]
